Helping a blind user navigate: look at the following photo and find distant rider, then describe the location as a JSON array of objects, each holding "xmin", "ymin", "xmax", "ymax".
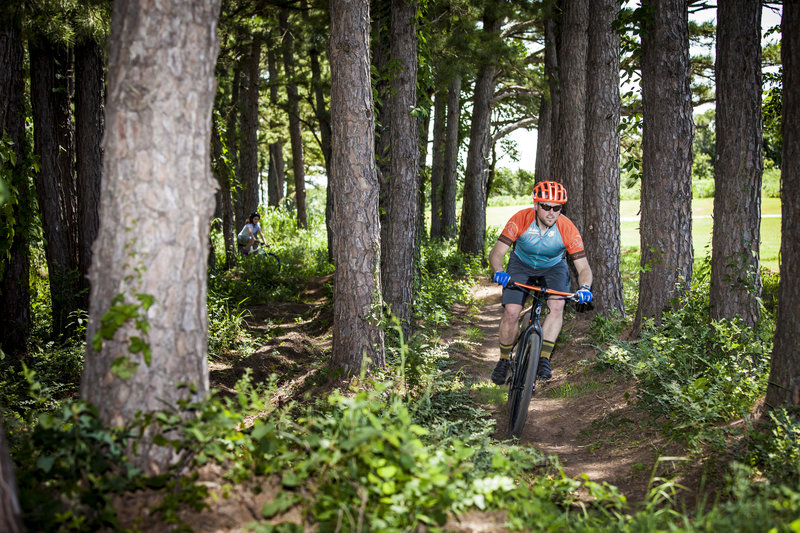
[
  {"xmin": 489, "ymin": 181, "xmax": 593, "ymax": 385},
  {"xmin": 238, "ymin": 211, "xmax": 267, "ymax": 255}
]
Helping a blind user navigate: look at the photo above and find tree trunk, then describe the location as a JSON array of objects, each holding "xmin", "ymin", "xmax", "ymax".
[
  {"xmin": 74, "ymin": 37, "xmax": 105, "ymax": 313},
  {"xmin": 418, "ymin": 87, "xmax": 431, "ymax": 242},
  {"xmin": 535, "ymin": 6, "xmax": 558, "ymax": 182},
  {"xmin": 584, "ymin": 0, "xmax": 623, "ymax": 315},
  {"xmin": 765, "ymin": 3, "xmax": 800, "ymax": 410},
  {"xmin": 551, "ymin": 0, "xmax": 587, "ymax": 231},
  {"xmin": 372, "ymin": 0, "xmax": 392, "ymax": 248},
  {"xmin": 81, "ymin": 0, "xmax": 221, "ymax": 474},
  {"xmin": 0, "ymin": 19, "xmax": 30, "ymax": 357},
  {"xmin": 329, "ymin": 0, "xmax": 385, "ymax": 372},
  {"xmin": 430, "ymin": 86, "xmax": 447, "ymax": 239},
  {"xmin": 442, "ymin": 73, "xmax": 461, "ymax": 239},
  {"xmin": 280, "ymin": 10, "xmax": 307, "ymax": 229},
  {"xmin": 302, "ymin": 0, "xmax": 334, "ymax": 260},
  {"xmin": 382, "ymin": 0, "xmax": 419, "ymax": 335},
  {"xmin": 30, "ymin": 38, "xmax": 80, "ymax": 337},
  {"xmin": 0, "ymin": 414, "xmax": 23, "ymax": 533},
  {"xmin": 266, "ymin": 35, "xmax": 286, "ymax": 208},
  {"xmin": 239, "ymin": 37, "xmax": 261, "ymax": 218},
  {"xmin": 212, "ymin": 126, "xmax": 236, "ymax": 267},
  {"xmin": 634, "ymin": 0, "xmax": 694, "ymax": 333},
  {"xmin": 227, "ymin": 62, "xmax": 242, "ymax": 218},
  {"xmin": 709, "ymin": 0, "xmax": 762, "ymax": 326},
  {"xmin": 458, "ymin": 11, "xmax": 500, "ymax": 258}
]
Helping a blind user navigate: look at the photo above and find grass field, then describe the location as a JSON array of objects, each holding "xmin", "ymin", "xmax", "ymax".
[{"xmin": 486, "ymin": 197, "xmax": 782, "ymax": 271}]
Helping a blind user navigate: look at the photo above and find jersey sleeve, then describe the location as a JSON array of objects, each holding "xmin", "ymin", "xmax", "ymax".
[
  {"xmin": 498, "ymin": 208, "xmax": 536, "ymax": 246},
  {"xmin": 556, "ymin": 216, "xmax": 586, "ymax": 260}
]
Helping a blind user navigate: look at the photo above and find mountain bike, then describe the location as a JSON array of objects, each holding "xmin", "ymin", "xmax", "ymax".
[
  {"xmin": 241, "ymin": 240, "xmax": 281, "ymax": 271},
  {"xmin": 505, "ymin": 278, "xmax": 577, "ymax": 438}
]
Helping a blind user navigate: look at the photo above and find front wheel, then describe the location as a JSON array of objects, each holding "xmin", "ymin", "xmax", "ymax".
[{"xmin": 507, "ymin": 330, "xmax": 541, "ymax": 438}]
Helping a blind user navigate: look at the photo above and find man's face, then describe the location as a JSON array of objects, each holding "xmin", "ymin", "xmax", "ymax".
[{"xmin": 535, "ymin": 202, "xmax": 562, "ymax": 228}]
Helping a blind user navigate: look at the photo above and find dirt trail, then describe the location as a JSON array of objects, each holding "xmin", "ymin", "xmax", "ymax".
[{"xmin": 445, "ymin": 279, "xmax": 679, "ymax": 505}]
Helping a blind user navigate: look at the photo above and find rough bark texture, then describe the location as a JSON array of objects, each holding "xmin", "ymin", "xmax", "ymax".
[
  {"xmin": 30, "ymin": 38, "xmax": 80, "ymax": 336},
  {"xmin": 372, "ymin": 0, "xmax": 392, "ymax": 224},
  {"xmin": 239, "ymin": 37, "xmax": 262, "ymax": 220},
  {"xmin": 75, "ymin": 38, "xmax": 105, "ymax": 312},
  {"xmin": 0, "ymin": 19, "xmax": 30, "ymax": 357},
  {"xmin": 766, "ymin": 3, "xmax": 800, "ymax": 410},
  {"xmin": 0, "ymin": 414, "xmax": 23, "ymax": 533},
  {"xmin": 429, "ymin": 87, "xmax": 447, "ymax": 239},
  {"xmin": 550, "ymin": 0, "xmax": 587, "ymax": 231},
  {"xmin": 709, "ymin": 0, "xmax": 762, "ymax": 326},
  {"xmin": 634, "ymin": 0, "xmax": 694, "ymax": 333},
  {"xmin": 584, "ymin": 0, "xmax": 623, "ymax": 315},
  {"xmin": 442, "ymin": 74, "xmax": 461, "ymax": 239},
  {"xmin": 329, "ymin": 0, "xmax": 385, "ymax": 372},
  {"xmin": 266, "ymin": 36, "xmax": 286, "ymax": 207},
  {"xmin": 280, "ymin": 10, "xmax": 307, "ymax": 228},
  {"xmin": 535, "ymin": 8, "xmax": 558, "ymax": 182},
  {"xmin": 458, "ymin": 12, "xmax": 500, "ymax": 257},
  {"xmin": 382, "ymin": 0, "xmax": 419, "ymax": 335},
  {"xmin": 81, "ymin": 0, "xmax": 221, "ymax": 474},
  {"xmin": 302, "ymin": 0, "xmax": 334, "ymax": 261},
  {"xmin": 212, "ymin": 126, "xmax": 236, "ymax": 267}
]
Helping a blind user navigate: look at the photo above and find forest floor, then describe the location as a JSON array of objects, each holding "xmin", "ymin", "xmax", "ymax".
[{"xmin": 116, "ymin": 276, "xmax": 715, "ymax": 531}]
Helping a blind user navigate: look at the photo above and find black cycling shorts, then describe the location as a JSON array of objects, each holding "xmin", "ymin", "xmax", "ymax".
[{"xmin": 501, "ymin": 252, "xmax": 570, "ymax": 307}]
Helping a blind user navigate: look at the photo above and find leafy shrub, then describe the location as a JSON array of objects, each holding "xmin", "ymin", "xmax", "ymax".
[
  {"xmin": 747, "ymin": 408, "xmax": 800, "ymax": 485},
  {"xmin": 207, "ymin": 288, "xmax": 252, "ymax": 358},
  {"xmin": 595, "ymin": 271, "xmax": 772, "ymax": 445},
  {"xmin": 13, "ymin": 401, "xmax": 139, "ymax": 532},
  {"xmin": 762, "ymin": 160, "xmax": 781, "ymax": 198}
]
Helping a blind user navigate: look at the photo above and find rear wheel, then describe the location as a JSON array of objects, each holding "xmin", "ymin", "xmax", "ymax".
[{"xmin": 507, "ymin": 330, "xmax": 541, "ymax": 438}]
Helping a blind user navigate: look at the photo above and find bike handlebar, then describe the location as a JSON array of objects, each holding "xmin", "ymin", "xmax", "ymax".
[{"xmin": 511, "ymin": 281, "xmax": 578, "ymax": 300}]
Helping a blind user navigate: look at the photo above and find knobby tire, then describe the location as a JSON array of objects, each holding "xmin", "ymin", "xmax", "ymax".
[{"xmin": 507, "ymin": 330, "xmax": 541, "ymax": 438}]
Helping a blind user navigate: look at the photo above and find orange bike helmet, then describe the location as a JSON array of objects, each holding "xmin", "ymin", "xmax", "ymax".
[{"xmin": 532, "ymin": 181, "xmax": 568, "ymax": 204}]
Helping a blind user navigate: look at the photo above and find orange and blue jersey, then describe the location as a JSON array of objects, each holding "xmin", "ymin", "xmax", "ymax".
[{"xmin": 498, "ymin": 208, "xmax": 586, "ymax": 269}]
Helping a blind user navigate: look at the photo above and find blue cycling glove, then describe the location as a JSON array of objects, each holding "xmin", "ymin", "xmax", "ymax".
[
  {"xmin": 576, "ymin": 284, "xmax": 593, "ymax": 304},
  {"xmin": 493, "ymin": 271, "xmax": 511, "ymax": 288}
]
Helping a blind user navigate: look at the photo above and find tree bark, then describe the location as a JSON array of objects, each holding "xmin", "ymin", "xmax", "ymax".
[
  {"xmin": 458, "ymin": 11, "xmax": 500, "ymax": 257},
  {"xmin": 266, "ymin": 35, "xmax": 286, "ymax": 207},
  {"xmin": 302, "ymin": 0, "xmax": 334, "ymax": 260},
  {"xmin": 0, "ymin": 414, "xmax": 23, "ymax": 533},
  {"xmin": 238, "ymin": 37, "xmax": 262, "ymax": 219},
  {"xmin": 329, "ymin": 0, "xmax": 385, "ymax": 372},
  {"xmin": 634, "ymin": 0, "xmax": 694, "ymax": 333},
  {"xmin": 584, "ymin": 0, "xmax": 623, "ymax": 315},
  {"xmin": 710, "ymin": 0, "xmax": 762, "ymax": 326},
  {"xmin": 212, "ymin": 125, "xmax": 236, "ymax": 267},
  {"xmin": 430, "ymin": 86, "xmax": 447, "ymax": 239},
  {"xmin": 535, "ymin": 6, "xmax": 558, "ymax": 182},
  {"xmin": 382, "ymin": 0, "xmax": 419, "ymax": 335},
  {"xmin": 81, "ymin": 0, "xmax": 221, "ymax": 474},
  {"xmin": 75, "ymin": 37, "xmax": 105, "ymax": 312},
  {"xmin": 550, "ymin": 0, "xmax": 587, "ymax": 231},
  {"xmin": 30, "ymin": 37, "xmax": 80, "ymax": 337},
  {"xmin": 765, "ymin": 3, "xmax": 800, "ymax": 410},
  {"xmin": 280, "ymin": 10, "xmax": 307, "ymax": 228},
  {"xmin": 442, "ymin": 73, "xmax": 461, "ymax": 239},
  {"xmin": 372, "ymin": 0, "xmax": 392, "ymax": 247},
  {"xmin": 0, "ymin": 19, "xmax": 30, "ymax": 357}
]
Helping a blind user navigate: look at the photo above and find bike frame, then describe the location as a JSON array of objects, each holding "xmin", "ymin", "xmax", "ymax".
[{"xmin": 506, "ymin": 279, "xmax": 575, "ymax": 437}]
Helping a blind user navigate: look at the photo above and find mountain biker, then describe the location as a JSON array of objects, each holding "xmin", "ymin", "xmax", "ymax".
[
  {"xmin": 238, "ymin": 211, "xmax": 267, "ymax": 255},
  {"xmin": 488, "ymin": 181, "xmax": 593, "ymax": 386}
]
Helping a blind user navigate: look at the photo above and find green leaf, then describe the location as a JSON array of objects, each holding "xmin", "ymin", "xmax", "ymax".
[
  {"xmin": 111, "ymin": 356, "xmax": 139, "ymax": 380},
  {"xmin": 37, "ymin": 455, "xmax": 56, "ymax": 473},
  {"xmin": 137, "ymin": 293, "xmax": 155, "ymax": 310},
  {"xmin": 377, "ymin": 465, "xmax": 398, "ymax": 479}
]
